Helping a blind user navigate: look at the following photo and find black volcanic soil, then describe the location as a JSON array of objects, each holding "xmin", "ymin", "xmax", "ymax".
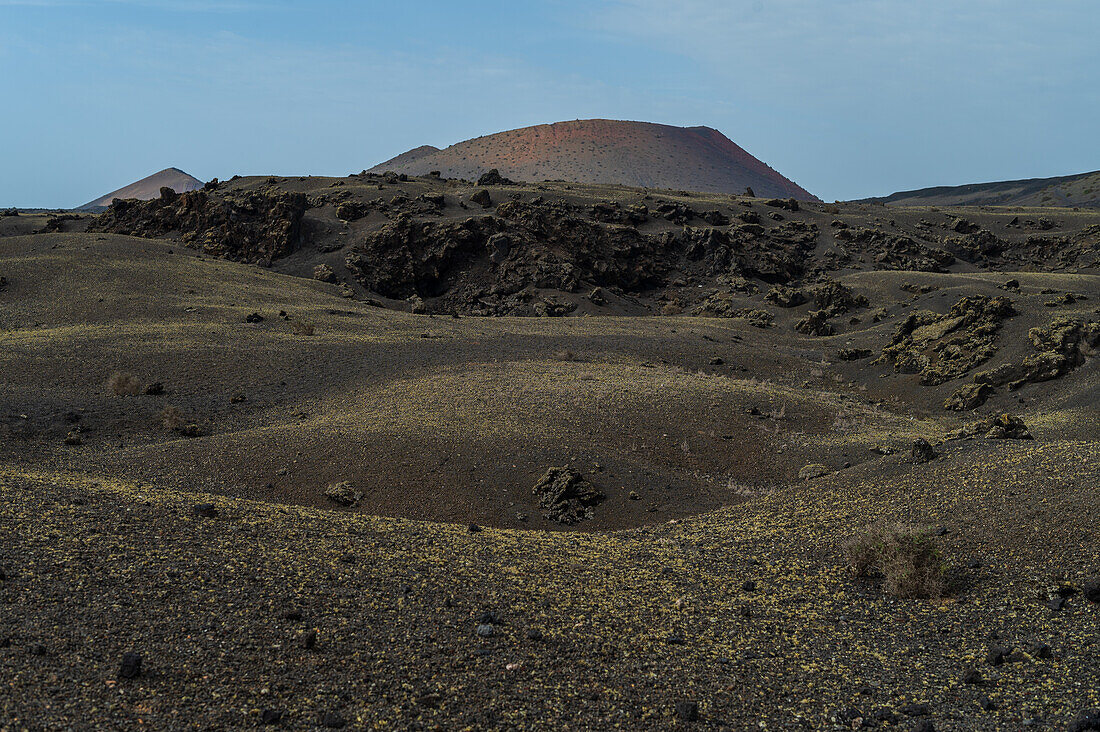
[{"xmin": 1, "ymin": 173, "xmax": 1098, "ymax": 729}]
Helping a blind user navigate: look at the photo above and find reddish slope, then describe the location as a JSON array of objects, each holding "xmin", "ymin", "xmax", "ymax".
[
  {"xmin": 78, "ymin": 168, "xmax": 203, "ymax": 211},
  {"xmin": 370, "ymin": 119, "xmax": 818, "ymax": 200}
]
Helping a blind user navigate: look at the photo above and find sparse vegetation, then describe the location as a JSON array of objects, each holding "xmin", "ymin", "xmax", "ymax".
[
  {"xmin": 160, "ymin": 405, "xmax": 184, "ymax": 431},
  {"xmin": 107, "ymin": 372, "xmax": 143, "ymax": 396},
  {"xmin": 846, "ymin": 523, "xmax": 946, "ymax": 599},
  {"xmin": 292, "ymin": 320, "xmax": 316, "ymax": 336}
]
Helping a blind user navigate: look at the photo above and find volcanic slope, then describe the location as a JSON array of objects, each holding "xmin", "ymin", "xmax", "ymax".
[
  {"xmin": 77, "ymin": 167, "xmax": 203, "ymax": 212},
  {"xmin": 864, "ymin": 168, "xmax": 1100, "ymax": 209},
  {"xmin": 1, "ymin": 174, "xmax": 1099, "ymax": 729},
  {"xmin": 370, "ymin": 119, "xmax": 818, "ymax": 200}
]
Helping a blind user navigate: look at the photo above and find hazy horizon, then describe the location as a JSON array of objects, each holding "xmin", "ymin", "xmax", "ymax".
[{"xmin": 2, "ymin": 0, "xmax": 1098, "ymax": 207}]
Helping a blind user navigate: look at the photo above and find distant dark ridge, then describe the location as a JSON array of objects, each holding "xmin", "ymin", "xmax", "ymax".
[{"xmin": 861, "ymin": 169, "xmax": 1100, "ymax": 209}]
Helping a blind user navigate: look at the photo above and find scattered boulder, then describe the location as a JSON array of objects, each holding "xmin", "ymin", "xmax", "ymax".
[
  {"xmin": 118, "ymin": 652, "xmax": 143, "ymax": 679},
  {"xmin": 837, "ymin": 348, "xmax": 873, "ymax": 361},
  {"xmin": 943, "ymin": 383, "xmax": 994, "ymax": 411},
  {"xmin": 193, "ymin": 503, "xmax": 218, "ymax": 518},
  {"xmin": 532, "ymin": 467, "xmax": 604, "ymax": 524},
  {"xmin": 910, "ymin": 439, "xmax": 937, "ymax": 463},
  {"xmin": 476, "ymin": 169, "xmax": 516, "ymax": 186},
  {"xmin": 324, "ymin": 481, "xmax": 363, "ymax": 507},
  {"xmin": 877, "ymin": 295, "xmax": 1015, "ymax": 385},
  {"xmin": 765, "ymin": 286, "xmax": 806, "ymax": 308},
  {"xmin": 794, "ymin": 310, "xmax": 836, "ymax": 336},
  {"xmin": 470, "ymin": 189, "xmax": 492, "ymax": 208},
  {"xmin": 948, "ymin": 413, "xmax": 1033, "ymax": 441},
  {"xmin": 313, "ymin": 264, "xmax": 337, "ymax": 283}
]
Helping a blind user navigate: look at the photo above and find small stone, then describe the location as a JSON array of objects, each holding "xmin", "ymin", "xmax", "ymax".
[
  {"xmin": 961, "ymin": 667, "xmax": 983, "ymax": 685},
  {"xmin": 967, "ymin": 560, "xmax": 982, "ymax": 569},
  {"xmin": 30, "ymin": 644, "xmax": 47, "ymax": 656},
  {"xmin": 118, "ymin": 652, "xmax": 142, "ymax": 679},
  {"xmin": 910, "ymin": 438, "xmax": 937, "ymax": 463},
  {"xmin": 338, "ymin": 553, "xmax": 357, "ymax": 564},
  {"xmin": 709, "ymin": 357, "xmax": 724, "ymax": 365},
  {"xmin": 899, "ymin": 703, "xmax": 930, "ymax": 717},
  {"xmin": 282, "ymin": 610, "xmax": 303, "ymax": 622},
  {"xmin": 260, "ymin": 709, "xmax": 284, "ymax": 725},
  {"xmin": 320, "ymin": 711, "xmax": 346, "ymax": 728},
  {"xmin": 986, "ymin": 645, "xmax": 1010, "ymax": 665},
  {"xmin": 468, "ymin": 523, "xmax": 482, "ymax": 533},
  {"xmin": 245, "ymin": 312, "xmax": 264, "ymax": 323},
  {"xmin": 674, "ymin": 701, "xmax": 699, "ymax": 721},
  {"xmin": 739, "ymin": 606, "xmax": 751, "ymax": 618},
  {"xmin": 303, "ymin": 630, "xmax": 317, "ymax": 649},
  {"xmin": 978, "ymin": 696, "xmax": 997, "ymax": 711},
  {"xmin": 665, "ymin": 633, "xmax": 684, "ymax": 645},
  {"xmin": 1031, "ymin": 643, "xmax": 1053, "ymax": 659},
  {"xmin": 912, "ymin": 721, "xmax": 936, "ymax": 732},
  {"xmin": 1048, "ymin": 597, "xmax": 1066, "ymax": 611},
  {"xmin": 476, "ymin": 624, "xmax": 495, "ymax": 638},
  {"xmin": 64, "ymin": 430, "xmax": 82, "ymax": 446},
  {"xmin": 143, "ymin": 381, "xmax": 165, "ymax": 396},
  {"xmin": 628, "ymin": 491, "xmax": 640, "ymax": 501},
  {"xmin": 1083, "ymin": 579, "xmax": 1100, "ymax": 603},
  {"xmin": 742, "ymin": 580, "xmax": 757, "ymax": 592},
  {"xmin": 193, "ymin": 503, "xmax": 217, "ymax": 518}
]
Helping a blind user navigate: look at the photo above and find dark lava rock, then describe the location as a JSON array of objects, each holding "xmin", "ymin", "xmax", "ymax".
[
  {"xmin": 949, "ymin": 413, "xmax": 1034, "ymax": 441},
  {"xmin": 1049, "ymin": 596, "xmax": 1067, "ymax": 611},
  {"xmin": 1083, "ymin": 579, "xmax": 1100, "ymax": 603},
  {"xmin": 118, "ymin": 652, "xmax": 142, "ymax": 679},
  {"xmin": 742, "ymin": 580, "xmax": 757, "ymax": 592},
  {"xmin": 303, "ymin": 630, "xmax": 318, "ymax": 649},
  {"xmin": 468, "ymin": 523, "xmax": 482, "ymax": 533},
  {"xmin": 477, "ymin": 169, "xmax": 515, "ymax": 186},
  {"xmin": 91, "ymin": 189, "xmax": 308, "ymax": 262},
  {"xmin": 794, "ymin": 310, "xmax": 836, "ymax": 336},
  {"xmin": 193, "ymin": 503, "xmax": 218, "ymax": 518},
  {"xmin": 245, "ymin": 312, "xmax": 264, "ymax": 323},
  {"xmin": 837, "ymin": 347, "xmax": 873, "ymax": 361},
  {"xmin": 470, "ymin": 189, "xmax": 492, "ymax": 208},
  {"xmin": 899, "ymin": 703, "xmax": 931, "ymax": 717},
  {"xmin": 1031, "ymin": 643, "xmax": 1053, "ymax": 659},
  {"xmin": 910, "ymin": 438, "xmax": 937, "ymax": 463},
  {"xmin": 978, "ymin": 696, "xmax": 997, "ymax": 711},
  {"xmin": 320, "ymin": 711, "xmax": 346, "ymax": 728},
  {"xmin": 525, "ymin": 629, "xmax": 543, "ymax": 641},
  {"xmin": 260, "ymin": 709, "xmax": 284, "ymax": 725},
  {"xmin": 912, "ymin": 721, "xmax": 936, "ymax": 732},
  {"xmin": 532, "ymin": 467, "xmax": 604, "ymax": 525},
  {"xmin": 764, "ymin": 286, "xmax": 806, "ymax": 308},
  {"xmin": 961, "ymin": 667, "xmax": 983, "ymax": 685},
  {"xmin": 986, "ymin": 645, "xmax": 1011, "ymax": 665},
  {"xmin": 143, "ymin": 381, "xmax": 165, "ymax": 395},
  {"xmin": 282, "ymin": 610, "xmax": 304, "ymax": 622},
  {"xmin": 476, "ymin": 624, "xmax": 495, "ymax": 638},
  {"xmin": 674, "ymin": 701, "xmax": 699, "ymax": 721}
]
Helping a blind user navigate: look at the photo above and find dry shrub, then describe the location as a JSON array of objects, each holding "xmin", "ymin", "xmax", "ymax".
[
  {"xmin": 292, "ymin": 320, "xmax": 315, "ymax": 336},
  {"xmin": 846, "ymin": 523, "xmax": 946, "ymax": 599},
  {"xmin": 108, "ymin": 372, "xmax": 143, "ymax": 396},
  {"xmin": 553, "ymin": 350, "xmax": 580, "ymax": 362},
  {"xmin": 160, "ymin": 405, "xmax": 184, "ymax": 430}
]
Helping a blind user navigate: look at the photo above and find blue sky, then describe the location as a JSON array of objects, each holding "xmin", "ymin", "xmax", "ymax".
[{"xmin": 1, "ymin": 0, "xmax": 1098, "ymax": 207}]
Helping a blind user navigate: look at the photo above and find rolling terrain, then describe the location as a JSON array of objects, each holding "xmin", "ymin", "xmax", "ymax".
[
  {"xmin": 370, "ymin": 119, "xmax": 818, "ymax": 200},
  {"xmin": 863, "ymin": 169, "xmax": 1100, "ymax": 209},
  {"xmin": 1, "ymin": 174, "xmax": 1098, "ymax": 729}
]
